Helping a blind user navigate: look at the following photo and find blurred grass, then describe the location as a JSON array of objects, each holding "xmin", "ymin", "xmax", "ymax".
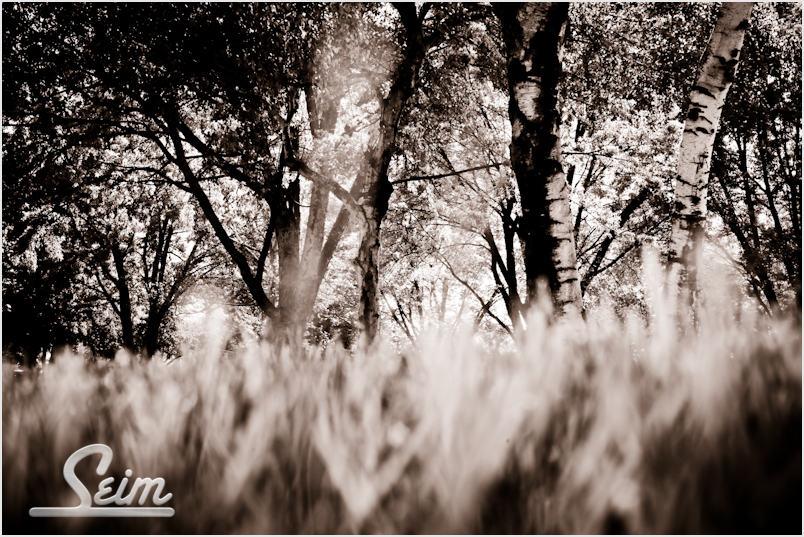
[{"xmin": 3, "ymin": 258, "xmax": 801, "ymax": 534}]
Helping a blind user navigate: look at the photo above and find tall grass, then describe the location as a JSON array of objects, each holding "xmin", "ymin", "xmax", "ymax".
[{"xmin": 3, "ymin": 256, "xmax": 801, "ymax": 533}]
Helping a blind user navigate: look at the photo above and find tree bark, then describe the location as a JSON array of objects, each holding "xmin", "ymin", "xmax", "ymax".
[
  {"xmin": 286, "ymin": 69, "xmax": 337, "ymax": 335},
  {"xmin": 110, "ymin": 242, "xmax": 135, "ymax": 350},
  {"xmin": 143, "ymin": 312, "xmax": 161, "ymax": 358},
  {"xmin": 355, "ymin": 4, "xmax": 427, "ymax": 341},
  {"xmin": 495, "ymin": 3, "xmax": 582, "ymax": 314},
  {"xmin": 274, "ymin": 176, "xmax": 305, "ymax": 335},
  {"xmin": 669, "ymin": 2, "xmax": 753, "ymax": 280}
]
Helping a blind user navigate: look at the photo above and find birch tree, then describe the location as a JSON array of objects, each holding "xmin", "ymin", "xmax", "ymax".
[
  {"xmin": 494, "ymin": 3, "xmax": 583, "ymax": 314},
  {"xmin": 669, "ymin": 2, "xmax": 753, "ymax": 277}
]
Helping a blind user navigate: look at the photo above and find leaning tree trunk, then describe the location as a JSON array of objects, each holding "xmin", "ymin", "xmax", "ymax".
[
  {"xmin": 669, "ymin": 2, "xmax": 753, "ymax": 281},
  {"xmin": 355, "ymin": 5, "xmax": 426, "ymax": 341},
  {"xmin": 495, "ymin": 3, "xmax": 582, "ymax": 314}
]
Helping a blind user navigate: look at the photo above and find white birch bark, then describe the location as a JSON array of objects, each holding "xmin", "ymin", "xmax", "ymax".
[
  {"xmin": 670, "ymin": 2, "xmax": 754, "ymax": 270},
  {"xmin": 496, "ymin": 3, "xmax": 582, "ymax": 314}
]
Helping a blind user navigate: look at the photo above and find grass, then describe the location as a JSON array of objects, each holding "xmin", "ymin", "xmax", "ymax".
[{"xmin": 3, "ymin": 257, "xmax": 801, "ymax": 533}]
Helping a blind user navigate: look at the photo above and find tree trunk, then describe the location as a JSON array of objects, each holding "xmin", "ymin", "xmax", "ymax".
[
  {"xmin": 669, "ymin": 2, "xmax": 753, "ymax": 280},
  {"xmin": 288, "ymin": 73, "xmax": 337, "ymax": 335},
  {"xmin": 294, "ymin": 183, "xmax": 329, "ymax": 322},
  {"xmin": 356, "ymin": 157, "xmax": 394, "ymax": 342},
  {"xmin": 274, "ymin": 177, "xmax": 306, "ymax": 337},
  {"xmin": 143, "ymin": 311, "xmax": 161, "ymax": 358},
  {"xmin": 495, "ymin": 3, "xmax": 582, "ymax": 314},
  {"xmin": 110, "ymin": 243, "xmax": 136, "ymax": 350},
  {"xmin": 710, "ymin": 140, "xmax": 779, "ymax": 310},
  {"xmin": 483, "ymin": 196, "xmax": 527, "ymax": 331},
  {"xmin": 355, "ymin": 5, "xmax": 426, "ymax": 341},
  {"xmin": 757, "ymin": 124, "xmax": 800, "ymax": 306}
]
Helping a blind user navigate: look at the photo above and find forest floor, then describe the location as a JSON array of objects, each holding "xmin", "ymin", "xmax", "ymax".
[{"xmin": 3, "ymin": 266, "xmax": 802, "ymax": 534}]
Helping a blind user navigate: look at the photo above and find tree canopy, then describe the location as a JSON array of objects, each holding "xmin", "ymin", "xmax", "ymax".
[{"xmin": 3, "ymin": 2, "xmax": 800, "ymax": 360}]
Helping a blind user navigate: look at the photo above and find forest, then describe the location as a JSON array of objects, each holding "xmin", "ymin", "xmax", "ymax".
[{"xmin": 2, "ymin": 2, "xmax": 802, "ymax": 534}]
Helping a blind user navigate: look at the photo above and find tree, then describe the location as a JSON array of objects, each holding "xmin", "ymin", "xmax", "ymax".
[
  {"xmin": 2, "ymin": 2, "xmax": 798, "ymax": 357},
  {"xmin": 293, "ymin": 4, "xmax": 488, "ymax": 341},
  {"xmin": 2, "ymin": 3, "xmax": 342, "ymax": 337},
  {"xmin": 669, "ymin": 2, "xmax": 754, "ymax": 283},
  {"xmin": 708, "ymin": 2, "xmax": 801, "ymax": 312},
  {"xmin": 494, "ymin": 3, "xmax": 583, "ymax": 314},
  {"xmin": 80, "ymin": 195, "xmax": 213, "ymax": 357}
]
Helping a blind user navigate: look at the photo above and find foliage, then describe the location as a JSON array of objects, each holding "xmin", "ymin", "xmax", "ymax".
[
  {"xmin": 709, "ymin": 2, "xmax": 802, "ymax": 310},
  {"xmin": 1, "ymin": 2, "xmax": 801, "ymax": 349},
  {"xmin": 2, "ymin": 5, "xmax": 800, "ymax": 532}
]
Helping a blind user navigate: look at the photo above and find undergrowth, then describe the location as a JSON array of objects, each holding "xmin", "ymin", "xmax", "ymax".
[{"xmin": 3, "ymin": 261, "xmax": 801, "ymax": 533}]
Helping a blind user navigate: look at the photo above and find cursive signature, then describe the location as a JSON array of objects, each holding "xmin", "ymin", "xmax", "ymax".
[{"xmin": 29, "ymin": 444, "xmax": 174, "ymax": 518}]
